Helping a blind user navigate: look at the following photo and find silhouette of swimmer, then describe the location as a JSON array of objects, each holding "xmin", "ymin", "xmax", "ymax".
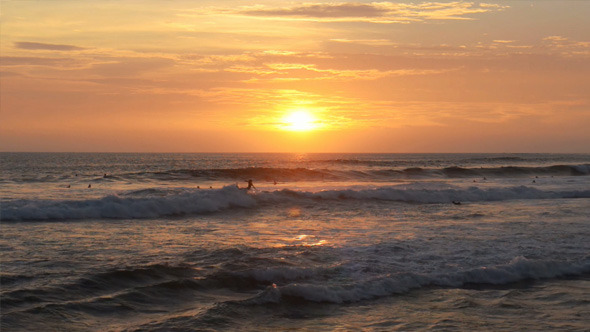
[
  {"xmin": 452, "ymin": 201, "xmax": 461, "ymax": 205},
  {"xmin": 246, "ymin": 179, "xmax": 256, "ymax": 190},
  {"xmin": 88, "ymin": 184, "xmax": 92, "ymax": 188}
]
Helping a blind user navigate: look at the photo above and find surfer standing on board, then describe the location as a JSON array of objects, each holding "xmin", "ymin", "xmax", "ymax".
[{"xmin": 236, "ymin": 179, "xmax": 257, "ymax": 190}]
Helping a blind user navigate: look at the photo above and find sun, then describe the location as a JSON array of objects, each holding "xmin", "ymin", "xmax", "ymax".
[{"xmin": 281, "ymin": 110, "xmax": 319, "ymax": 131}]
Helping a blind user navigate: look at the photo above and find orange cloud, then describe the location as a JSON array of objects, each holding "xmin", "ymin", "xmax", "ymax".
[
  {"xmin": 232, "ymin": 2, "xmax": 508, "ymax": 23},
  {"xmin": 14, "ymin": 41, "xmax": 86, "ymax": 51},
  {"xmin": 1, "ymin": 1, "xmax": 588, "ymax": 152}
]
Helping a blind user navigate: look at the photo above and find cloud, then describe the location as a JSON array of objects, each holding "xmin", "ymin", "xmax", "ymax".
[
  {"xmin": 0, "ymin": 71, "xmax": 22, "ymax": 78},
  {"xmin": 14, "ymin": 41, "xmax": 85, "ymax": 51},
  {"xmin": 233, "ymin": 2, "xmax": 508, "ymax": 23},
  {"xmin": 330, "ymin": 38, "xmax": 396, "ymax": 46},
  {"xmin": 87, "ymin": 57, "xmax": 176, "ymax": 78},
  {"xmin": 241, "ymin": 3, "xmax": 387, "ymax": 18},
  {"xmin": 228, "ymin": 61, "xmax": 458, "ymax": 82},
  {"xmin": 543, "ymin": 36, "xmax": 590, "ymax": 51},
  {"xmin": 0, "ymin": 56, "xmax": 81, "ymax": 67}
]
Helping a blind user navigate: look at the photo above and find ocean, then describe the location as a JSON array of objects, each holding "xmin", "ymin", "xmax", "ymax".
[{"xmin": 1, "ymin": 152, "xmax": 589, "ymax": 331}]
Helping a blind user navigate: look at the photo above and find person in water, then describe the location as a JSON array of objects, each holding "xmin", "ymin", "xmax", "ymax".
[{"xmin": 246, "ymin": 179, "xmax": 256, "ymax": 190}]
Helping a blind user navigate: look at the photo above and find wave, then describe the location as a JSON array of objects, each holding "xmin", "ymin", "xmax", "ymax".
[
  {"xmin": 0, "ymin": 264, "xmax": 197, "ymax": 312},
  {"xmin": 382, "ymin": 164, "xmax": 590, "ymax": 179},
  {"xmin": 2, "ymin": 184, "xmax": 590, "ymax": 221},
  {"xmin": 314, "ymin": 156, "xmax": 534, "ymax": 168},
  {"xmin": 107, "ymin": 256, "xmax": 590, "ymax": 332},
  {"xmin": 251, "ymin": 256, "xmax": 590, "ymax": 304},
  {"xmin": 0, "ymin": 186, "xmax": 256, "ymax": 221},
  {"xmin": 3, "ymin": 253, "xmax": 588, "ymax": 332},
  {"xmin": 0, "ymin": 259, "xmax": 320, "ymax": 315},
  {"xmin": 167, "ymin": 167, "xmax": 335, "ymax": 181},
  {"xmin": 154, "ymin": 164, "xmax": 590, "ymax": 181},
  {"xmin": 4, "ymin": 164, "xmax": 589, "ymax": 186},
  {"xmin": 269, "ymin": 185, "xmax": 590, "ymax": 203},
  {"xmin": 0, "ymin": 274, "xmax": 35, "ymax": 287},
  {"xmin": 5, "ymin": 255, "xmax": 587, "ymax": 315}
]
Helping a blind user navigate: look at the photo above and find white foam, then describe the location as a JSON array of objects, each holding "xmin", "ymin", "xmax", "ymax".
[
  {"xmin": 3, "ymin": 184, "xmax": 589, "ymax": 221},
  {"xmin": 1, "ymin": 185, "xmax": 255, "ymax": 221},
  {"xmin": 446, "ymin": 256, "xmax": 590, "ymax": 286},
  {"xmin": 256, "ymin": 257, "xmax": 590, "ymax": 303}
]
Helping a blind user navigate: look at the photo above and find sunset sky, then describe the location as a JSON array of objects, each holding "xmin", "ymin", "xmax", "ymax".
[{"xmin": 1, "ymin": 0, "xmax": 589, "ymax": 152}]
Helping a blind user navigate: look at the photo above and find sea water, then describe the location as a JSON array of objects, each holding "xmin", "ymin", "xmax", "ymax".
[{"xmin": 1, "ymin": 153, "xmax": 589, "ymax": 331}]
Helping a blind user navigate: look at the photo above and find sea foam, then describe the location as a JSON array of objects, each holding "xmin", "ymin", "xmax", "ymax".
[
  {"xmin": 2, "ymin": 185, "xmax": 589, "ymax": 221},
  {"xmin": 0, "ymin": 185, "xmax": 255, "ymax": 221},
  {"xmin": 254, "ymin": 256, "xmax": 590, "ymax": 304}
]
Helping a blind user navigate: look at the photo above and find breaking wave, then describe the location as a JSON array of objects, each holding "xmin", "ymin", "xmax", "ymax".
[
  {"xmin": 2, "ymin": 185, "xmax": 589, "ymax": 221},
  {"xmin": 3, "ymin": 255, "xmax": 588, "ymax": 317},
  {"xmin": 0, "ymin": 186, "xmax": 256, "ymax": 221},
  {"xmin": 120, "ymin": 254, "xmax": 590, "ymax": 330},
  {"xmin": 254, "ymin": 256, "xmax": 590, "ymax": 304}
]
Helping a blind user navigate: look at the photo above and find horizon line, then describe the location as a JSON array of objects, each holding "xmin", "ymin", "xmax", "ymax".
[{"xmin": 1, "ymin": 151, "xmax": 589, "ymax": 154}]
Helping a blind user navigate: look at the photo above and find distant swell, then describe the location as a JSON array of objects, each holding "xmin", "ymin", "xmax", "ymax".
[
  {"xmin": 264, "ymin": 185, "xmax": 590, "ymax": 204},
  {"xmin": 6, "ymin": 164, "xmax": 589, "ymax": 185},
  {"xmin": 2, "ymin": 185, "xmax": 590, "ymax": 221},
  {"xmin": 155, "ymin": 164, "xmax": 590, "ymax": 181},
  {"xmin": 169, "ymin": 167, "xmax": 335, "ymax": 181}
]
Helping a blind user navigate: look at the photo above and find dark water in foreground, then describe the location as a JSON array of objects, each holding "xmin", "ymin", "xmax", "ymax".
[{"xmin": 1, "ymin": 153, "xmax": 589, "ymax": 331}]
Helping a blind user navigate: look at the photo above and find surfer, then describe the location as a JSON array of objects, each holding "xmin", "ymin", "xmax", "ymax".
[
  {"xmin": 452, "ymin": 201, "xmax": 461, "ymax": 205},
  {"xmin": 246, "ymin": 179, "xmax": 256, "ymax": 190}
]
